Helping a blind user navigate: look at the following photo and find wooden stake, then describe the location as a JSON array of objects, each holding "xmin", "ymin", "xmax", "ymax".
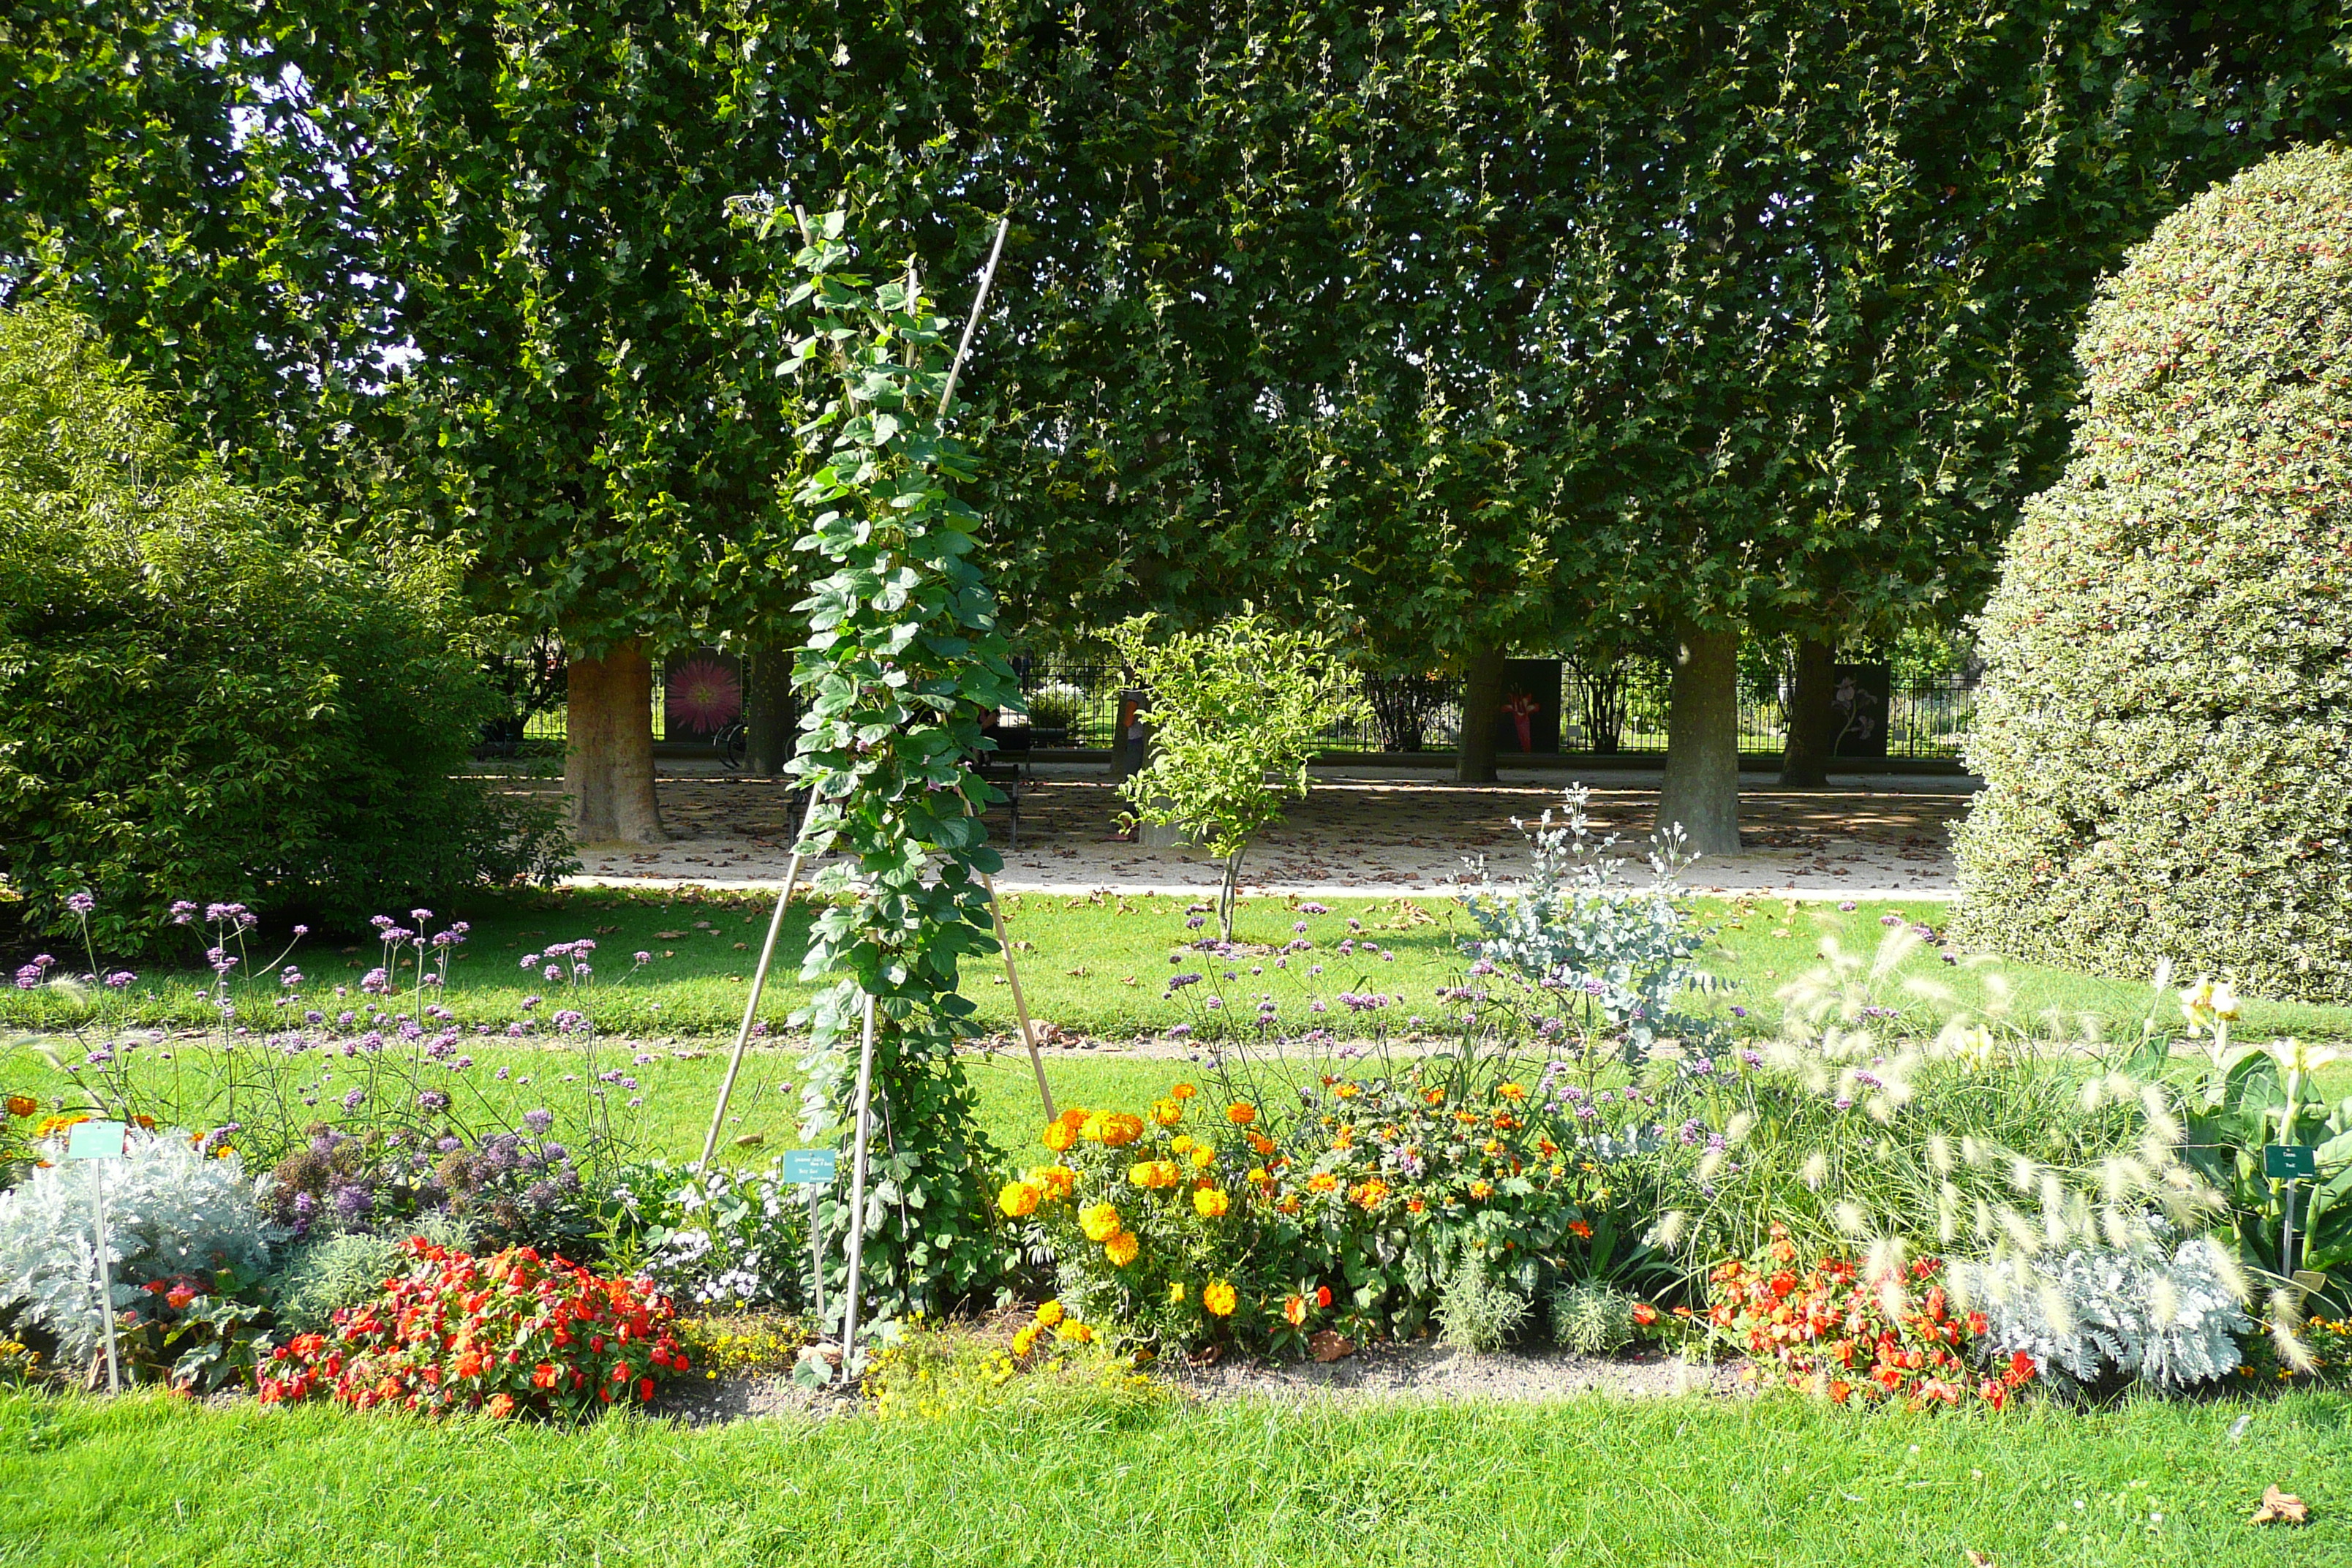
[
  {"xmin": 698, "ymin": 786, "xmax": 823, "ymax": 1171},
  {"xmin": 839, "ymin": 992, "xmax": 879, "ymax": 1380}
]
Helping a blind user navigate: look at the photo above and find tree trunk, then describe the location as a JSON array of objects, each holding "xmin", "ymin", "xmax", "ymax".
[
  {"xmin": 1455, "ymin": 643, "xmax": 1507, "ymax": 784},
  {"xmin": 564, "ymin": 636, "xmax": 667, "ymax": 844},
  {"xmin": 1778, "ymin": 636, "xmax": 1838, "ymax": 789},
  {"xmin": 745, "ymin": 645, "xmax": 794, "ymax": 777},
  {"xmin": 1656, "ymin": 618, "xmax": 1741, "ymax": 856}
]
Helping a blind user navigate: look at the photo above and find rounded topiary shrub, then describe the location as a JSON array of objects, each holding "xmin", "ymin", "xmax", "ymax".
[
  {"xmin": 0, "ymin": 304, "xmax": 572, "ymax": 954},
  {"xmin": 1951, "ymin": 145, "xmax": 2352, "ymax": 1002}
]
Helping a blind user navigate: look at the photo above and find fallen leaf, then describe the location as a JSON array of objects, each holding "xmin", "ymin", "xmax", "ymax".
[
  {"xmin": 1964, "ymin": 1552, "xmax": 1996, "ymax": 1567},
  {"xmin": 1309, "ymin": 1330, "xmax": 1355, "ymax": 1363},
  {"xmin": 595, "ymin": 924, "xmax": 620, "ymax": 935},
  {"xmin": 733, "ymin": 1133, "xmax": 765, "ymax": 1148},
  {"xmin": 655, "ymin": 930, "xmax": 686, "ymax": 939},
  {"xmin": 2251, "ymin": 1485, "xmax": 2309, "ymax": 1526}
]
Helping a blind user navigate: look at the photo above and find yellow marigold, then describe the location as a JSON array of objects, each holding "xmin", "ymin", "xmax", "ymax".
[
  {"xmin": 1039, "ymin": 1166, "xmax": 1078, "ymax": 1199},
  {"xmin": 1202, "ymin": 1281, "xmax": 1237, "ymax": 1318},
  {"xmin": 1036, "ymin": 1300, "xmax": 1066, "ymax": 1327},
  {"xmin": 1058, "ymin": 1321, "xmax": 1095, "ymax": 1344},
  {"xmin": 1334, "ymin": 1082, "xmax": 1360, "ymax": 1100},
  {"xmin": 1104, "ymin": 1229, "xmax": 1141, "ymax": 1267},
  {"xmin": 32, "ymin": 1113, "xmax": 87, "ymax": 1139},
  {"xmin": 1011, "ymin": 1324, "xmax": 1039, "ymax": 1357},
  {"xmin": 1482, "ymin": 1139, "xmax": 1502, "ymax": 1156},
  {"xmin": 1306, "ymin": 1172, "xmax": 1338, "ymax": 1194},
  {"xmin": 1151, "ymin": 1098, "xmax": 1183, "ymax": 1127},
  {"xmin": 1226, "ymin": 1103, "xmax": 1257, "ymax": 1127},
  {"xmin": 1128, "ymin": 1160, "xmax": 1180, "ymax": 1190},
  {"xmin": 1498, "ymin": 1082, "xmax": 1527, "ymax": 1101},
  {"xmin": 998, "ymin": 1180, "xmax": 1041, "ymax": 1218},
  {"xmin": 1284, "ymin": 1294, "xmax": 1308, "ymax": 1327},
  {"xmin": 1247, "ymin": 1166, "xmax": 1272, "ymax": 1188},
  {"xmin": 1079, "ymin": 1202, "xmax": 1123, "ymax": 1242},
  {"xmin": 1170, "ymin": 1082, "xmax": 1197, "ymax": 1100},
  {"xmin": 1277, "ymin": 1195, "xmax": 1300, "ymax": 1215},
  {"xmin": 1170, "ymin": 1134, "xmax": 1194, "ymax": 1155},
  {"xmin": 1168, "ymin": 1281, "xmax": 1189, "ymax": 1305},
  {"xmin": 1193, "ymin": 1187, "xmax": 1230, "ymax": 1218},
  {"xmin": 1079, "ymin": 1110, "xmax": 1113, "ymax": 1143},
  {"xmin": 1468, "ymin": 1179, "xmax": 1493, "ymax": 1199},
  {"xmin": 1100, "ymin": 1113, "xmax": 1146, "ymax": 1148},
  {"xmin": 1348, "ymin": 1177, "xmax": 1390, "ymax": 1210},
  {"xmin": 1042, "ymin": 1120, "xmax": 1077, "ymax": 1153},
  {"xmin": 1189, "ymin": 1144, "xmax": 1215, "ymax": 1169}
]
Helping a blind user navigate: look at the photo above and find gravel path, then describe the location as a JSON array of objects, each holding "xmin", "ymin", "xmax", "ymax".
[{"xmin": 507, "ymin": 764, "xmax": 1972, "ymax": 901}]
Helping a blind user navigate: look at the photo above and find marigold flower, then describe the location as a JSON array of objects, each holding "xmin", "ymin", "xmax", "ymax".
[
  {"xmin": 1284, "ymin": 1294, "xmax": 1308, "ymax": 1327},
  {"xmin": 1151, "ymin": 1098, "xmax": 1183, "ymax": 1126},
  {"xmin": 1468, "ymin": 1180, "xmax": 1493, "ymax": 1200},
  {"xmin": 1202, "ymin": 1281, "xmax": 1237, "ymax": 1317},
  {"xmin": 1042, "ymin": 1120, "xmax": 1077, "ymax": 1153},
  {"xmin": 1406, "ymin": 1196, "xmax": 1425, "ymax": 1214},
  {"xmin": 1100, "ymin": 1113, "xmax": 1145, "ymax": 1147},
  {"xmin": 1168, "ymin": 1281, "xmax": 1189, "ymax": 1306},
  {"xmin": 1039, "ymin": 1166, "xmax": 1077, "ymax": 1199},
  {"xmin": 2, "ymin": 1096, "xmax": 34, "ymax": 1119},
  {"xmin": 1248, "ymin": 1131, "xmax": 1275, "ymax": 1156},
  {"xmin": 1011, "ymin": 1324, "xmax": 1039, "ymax": 1357},
  {"xmin": 1568, "ymin": 1220, "xmax": 1593, "ymax": 1240},
  {"xmin": 1189, "ymin": 1144, "xmax": 1215, "ymax": 1169},
  {"xmin": 1059, "ymin": 1321, "xmax": 1095, "ymax": 1344},
  {"xmin": 1316, "ymin": 1285, "xmax": 1333, "ymax": 1308},
  {"xmin": 1193, "ymin": 1188, "xmax": 1230, "ymax": 1218},
  {"xmin": 1307, "ymin": 1172, "xmax": 1338, "ymax": 1194},
  {"xmin": 1347, "ymin": 1178, "xmax": 1390, "ymax": 1210},
  {"xmin": 998, "ymin": 1180, "xmax": 1042, "ymax": 1218},
  {"xmin": 1105, "ymin": 1230, "xmax": 1141, "ymax": 1267},
  {"xmin": 1171, "ymin": 1135, "xmax": 1194, "ymax": 1155},
  {"xmin": 1035, "ymin": 1300, "xmax": 1065, "ymax": 1327},
  {"xmin": 1498, "ymin": 1082, "xmax": 1526, "ymax": 1101},
  {"xmin": 1226, "ymin": 1103, "xmax": 1257, "ymax": 1126},
  {"xmin": 1632, "ymin": 1303, "xmax": 1658, "ymax": 1327},
  {"xmin": 1171, "ymin": 1082, "xmax": 1196, "ymax": 1099},
  {"xmin": 1079, "ymin": 1202, "xmax": 1123, "ymax": 1242}
]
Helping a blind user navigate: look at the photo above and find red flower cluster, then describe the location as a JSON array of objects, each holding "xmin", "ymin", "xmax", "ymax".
[
  {"xmin": 1710, "ymin": 1231, "xmax": 2034, "ymax": 1412},
  {"xmin": 257, "ymin": 1239, "xmax": 687, "ymax": 1419}
]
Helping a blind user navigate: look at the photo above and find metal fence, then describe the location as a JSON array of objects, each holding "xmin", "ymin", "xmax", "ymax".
[{"xmin": 510, "ymin": 658, "xmax": 1974, "ymax": 761}]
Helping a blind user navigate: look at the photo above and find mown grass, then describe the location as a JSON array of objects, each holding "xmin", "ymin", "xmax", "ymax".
[
  {"xmin": 1, "ymin": 1385, "xmax": 2345, "ymax": 1567},
  {"xmin": 7, "ymin": 888, "xmax": 2351, "ymax": 1044}
]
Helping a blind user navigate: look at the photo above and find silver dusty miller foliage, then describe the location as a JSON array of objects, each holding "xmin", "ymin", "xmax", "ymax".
[
  {"xmin": 1460, "ymin": 783, "xmax": 1717, "ymax": 1063},
  {"xmin": 1950, "ymin": 1237, "xmax": 2252, "ymax": 1392}
]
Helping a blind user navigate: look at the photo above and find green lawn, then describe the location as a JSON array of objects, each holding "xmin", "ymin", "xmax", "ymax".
[
  {"xmin": 4, "ymin": 1385, "xmax": 2345, "ymax": 1567},
  {"xmin": 8, "ymin": 887, "xmax": 2351, "ymax": 1045}
]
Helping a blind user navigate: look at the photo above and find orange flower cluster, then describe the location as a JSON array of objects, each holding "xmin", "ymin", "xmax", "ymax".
[
  {"xmin": 1711, "ymin": 1232, "xmax": 2032, "ymax": 1411},
  {"xmin": 257, "ymin": 1240, "xmax": 685, "ymax": 1419}
]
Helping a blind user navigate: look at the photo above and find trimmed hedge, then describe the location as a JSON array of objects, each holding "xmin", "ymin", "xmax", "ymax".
[
  {"xmin": 1951, "ymin": 146, "xmax": 2352, "ymax": 1003},
  {"xmin": 0, "ymin": 304, "xmax": 573, "ymax": 954}
]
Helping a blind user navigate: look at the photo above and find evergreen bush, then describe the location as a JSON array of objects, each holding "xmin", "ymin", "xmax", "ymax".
[
  {"xmin": 1952, "ymin": 146, "xmax": 2352, "ymax": 1000},
  {"xmin": 0, "ymin": 306, "xmax": 572, "ymax": 952}
]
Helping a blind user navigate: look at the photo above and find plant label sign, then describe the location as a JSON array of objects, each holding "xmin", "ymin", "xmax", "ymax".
[
  {"xmin": 783, "ymin": 1148, "xmax": 837, "ymax": 1186},
  {"xmin": 66, "ymin": 1120, "xmax": 127, "ymax": 1161},
  {"xmin": 2264, "ymin": 1145, "xmax": 2318, "ymax": 1180}
]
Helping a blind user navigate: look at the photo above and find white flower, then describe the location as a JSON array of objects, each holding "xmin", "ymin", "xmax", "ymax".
[{"xmin": 2264, "ymin": 1038, "xmax": 2341, "ymax": 1077}]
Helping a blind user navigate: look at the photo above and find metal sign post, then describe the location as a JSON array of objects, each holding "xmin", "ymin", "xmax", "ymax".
[
  {"xmin": 2266, "ymin": 1143, "xmax": 2319, "ymax": 1276},
  {"xmin": 67, "ymin": 1120, "xmax": 129, "ymax": 1395},
  {"xmin": 782, "ymin": 1147, "xmax": 839, "ymax": 1324}
]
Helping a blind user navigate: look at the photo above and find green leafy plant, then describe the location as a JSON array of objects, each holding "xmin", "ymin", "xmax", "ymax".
[
  {"xmin": 1109, "ymin": 613, "xmax": 1368, "ymax": 938},
  {"xmin": 781, "ymin": 212, "xmax": 1021, "ymax": 1333},
  {"xmin": 1548, "ymin": 1281, "xmax": 1637, "ymax": 1356},
  {"xmin": 271, "ymin": 1213, "xmax": 474, "ymax": 1335},
  {"xmin": 0, "ymin": 304, "xmax": 572, "ymax": 951},
  {"xmin": 2181, "ymin": 1037, "xmax": 2352, "ymax": 1319},
  {"xmin": 1436, "ymin": 1255, "xmax": 1531, "ymax": 1352}
]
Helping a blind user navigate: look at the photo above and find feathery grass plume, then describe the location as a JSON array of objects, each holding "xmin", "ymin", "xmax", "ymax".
[
  {"xmin": 1800, "ymin": 1151, "xmax": 1830, "ymax": 1191},
  {"xmin": 2266, "ymin": 1287, "xmax": 2319, "ymax": 1374},
  {"xmin": 1834, "ymin": 1201, "xmax": 1870, "ymax": 1238},
  {"xmin": 1927, "ymin": 1134, "xmax": 1954, "ymax": 1175},
  {"xmin": 1656, "ymin": 1210, "xmax": 1687, "ymax": 1251}
]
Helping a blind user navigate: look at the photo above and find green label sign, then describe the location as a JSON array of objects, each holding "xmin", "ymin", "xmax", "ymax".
[
  {"xmin": 66, "ymin": 1120, "xmax": 127, "ymax": 1161},
  {"xmin": 783, "ymin": 1148, "xmax": 838, "ymax": 1185},
  {"xmin": 2264, "ymin": 1144, "xmax": 2318, "ymax": 1180}
]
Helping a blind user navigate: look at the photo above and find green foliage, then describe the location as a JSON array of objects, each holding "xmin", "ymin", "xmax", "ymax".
[
  {"xmin": 271, "ymin": 1214, "xmax": 473, "ymax": 1336},
  {"xmin": 0, "ymin": 306, "xmax": 571, "ymax": 950},
  {"xmin": 2181, "ymin": 1039, "xmax": 2352, "ymax": 1317},
  {"xmin": 782, "ymin": 215, "xmax": 1020, "ymax": 1330},
  {"xmin": 1436, "ymin": 1255, "xmax": 1531, "ymax": 1352},
  {"xmin": 1548, "ymin": 1282, "xmax": 1637, "ymax": 1357},
  {"xmin": 1954, "ymin": 146, "xmax": 2352, "ymax": 1003},
  {"xmin": 1110, "ymin": 613, "xmax": 1366, "ymax": 937}
]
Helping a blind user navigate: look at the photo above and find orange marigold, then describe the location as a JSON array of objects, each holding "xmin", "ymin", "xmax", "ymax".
[
  {"xmin": 1226, "ymin": 1102, "xmax": 1258, "ymax": 1127},
  {"xmin": 1202, "ymin": 1280, "xmax": 1237, "ymax": 1317}
]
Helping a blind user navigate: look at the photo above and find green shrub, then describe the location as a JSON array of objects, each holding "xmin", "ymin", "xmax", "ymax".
[
  {"xmin": 0, "ymin": 305, "xmax": 572, "ymax": 951},
  {"xmin": 1951, "ymin": 145, "xmax": 2352, "ymax": 1002},
  {"xmin": 271, "ymin": 1213, "xmax": 474, "ymax": 1335},
  {"xmin": 1436, "ymin": 1256, "xmax": 1530, "ymax": 1352},
  {"xmin": 1548, "ymin": 1281, "xmax": 1637, "ymax": 1356}
]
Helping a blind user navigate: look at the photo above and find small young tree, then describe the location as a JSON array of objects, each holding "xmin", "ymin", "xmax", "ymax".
[{"xmin": 1110, "ymin": 614, "xmax": 1367, "ymax": 938}]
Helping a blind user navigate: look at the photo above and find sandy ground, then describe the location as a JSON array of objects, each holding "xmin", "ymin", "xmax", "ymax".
[{"xmin": 524, "ymin": 762, "xmax": 1970, "ymax": 901}]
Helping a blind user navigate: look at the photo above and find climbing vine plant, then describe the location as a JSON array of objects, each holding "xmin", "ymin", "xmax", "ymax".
[{"xmin": 783, "ymin": 210, "xmax": 1021, "ymax": 1324}]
